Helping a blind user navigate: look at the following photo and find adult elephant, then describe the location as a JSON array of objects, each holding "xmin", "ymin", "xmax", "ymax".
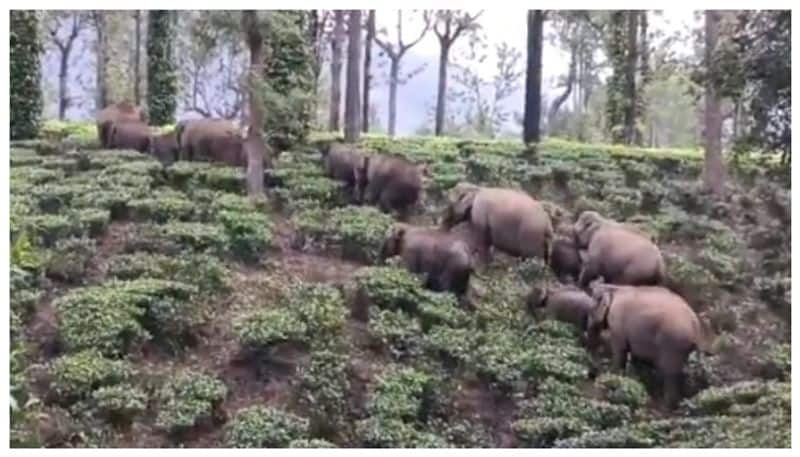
[
  {"xmin": 96, "ymin": 101, "xmax": 146, "ymax": 148},
  {"xmin": 586, "ymin": 283, "xmax": 713, "ymax": 408},
  {"xmin": 108, "ymin": 121, "xmax": 152, "ymax": 153},
  {"xmin": 573, "ymin": 211, "xmax": 665, "ymax": 288},
  {"xmin": 441, "ymin": 183, "xmax": 553, "ymax": 263},
  {"xmin": 175, "ymin": 118, "xmax": 245, "ymax": 167}
]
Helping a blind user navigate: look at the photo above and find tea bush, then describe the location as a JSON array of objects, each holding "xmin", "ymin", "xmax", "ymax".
[
  {"xmin": 44, "ymin": 237, "xmax": 96, "ymax": 283},
  {"xmin": 48, "ymin": 350, "xmax": 134, "ymax": 405},
  {"xmin": 105, "ymin": 252, "xmax": 229, "ymax": 293},
  {"xmin": 369, "ymin": 308, "xmax": 423, "ymax": 360},
  {"xmin": 595, "ymin": 374, "xmax": 650, "ymax": 410},
  {"xmin": 225, "ymin": 406, "xmax": 309, "ymax": 447},
  {"xmin": 294, "ymin": 349, "xmax": 351, "ymax": 438},
  {"xmin": 155, "ymin": 370, "xmax": 227, "ymax": 434},
  {"xmin": 294, "ymin": 206, "xmax": 394, "ymax": 263},
  {"xmin": 91, "ymin": 384, "xmax": 148, "ymax": 425}
]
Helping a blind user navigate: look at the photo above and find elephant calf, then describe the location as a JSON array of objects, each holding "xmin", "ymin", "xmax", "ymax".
[
  {"xmin": 528, "ymin": 285, "xmax": 594, "ymax": 331},
  {"xmin": 321, "ymin": 142, "xmax": 365, "ymax": 201},
  {"xmin": 355, "ymin": 154, "xmax": 425, "ymax": 220},
  {"xmin": 549, "ymin": 223, "xmax": 583, "ymax": 283},
  {"xmin": 441, "ymin": 183, "xmax": 553, "ymax": 263},
  {"xmin": 381, "ymin": 223, "xmax": 473, "ymax": 297},
  {"xmin": 109, "ymin": 121, "xmax": 152, "ymax": 153},
  {"xmin": 573, "ymin": 211, "xmax": 665, "ymax": 288},
  {"xmin": 149, "ymin": 131, "xmax": 179, "ymax": 165},
  {"xmin": 587, "ymin": 284, "xmax": 712, "ymax": 408}
]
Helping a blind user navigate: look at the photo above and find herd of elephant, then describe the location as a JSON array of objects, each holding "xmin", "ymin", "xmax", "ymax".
[
  {"xmin": 93, "ymin": 102, "xmax": 712, "ymax": 408},
  {"xmin": 322, "ymin": 142, "xmax": 713, "ymax": 409},
  {"xmin": 95, "ymin": 102, "xmax": 248, "ymax": 167}
]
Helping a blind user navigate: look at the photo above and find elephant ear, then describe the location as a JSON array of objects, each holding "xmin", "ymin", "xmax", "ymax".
[
  {"xmin": 451, "ymin": 188, "xmax": 477, "ymax": 222},
  {"xmin": 589, "ymin": 289, "xmax": 613, "ymax": 330},
  {"xmin": 380, "ymin": 224, "xmax": 406, "ymax": 261}
]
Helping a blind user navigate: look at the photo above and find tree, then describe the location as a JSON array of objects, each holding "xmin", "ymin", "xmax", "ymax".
[
  {"xmin": 329, "ymin": 10, "xmax": 345, "ymax": 131},
  {"xmin": 523, "ymin": 10, "xmax": 544, "ymax": 144},
  {"xmin": 133, "ymin": 11, "xmax": 143, "ymax": 105},
  {"xmin": 10, "ymin": 10, "xmax": 43, "ymax": 139},
  {"xmin": 147, "ymin": 10, "xmax": 177, "ymax": 125},
  {"xmin": 92, "ymin": 11, "xmax": 109, "ymax": 110},
  {"xmin": 635, "ymin": 11, "xmax": 650, "ymax": 145},
  {"xmin": 623, "ymin": 11, "xmax": 639, "ymax": 144},
  {"xmin": 605, "ymin": 11, "xmax": 627, "ymax": 143},
  {"xmin": 344, "ymin": 10, "xmax": 363, "ymax": 141},
  {"xmin": 363, "ymin": 10, "xmax": 375, "ymax": 133},
  {"xmin": 374, "ymin": 10, "xmax": 431, "ymax": 136},
  {"xmin": 703, "ymin": 10, "xmax": 725, "ymax": 195},
  {"xmin": 241, "ymin": 10, "xmax": 268, "ymax": 197},
  {"xmin": 44, "ymin": 11, "xmax": 87, "ymax": 120},
  {"xmin": 433, "ymin": 10, "xmax": 483, "ymax": 136}
]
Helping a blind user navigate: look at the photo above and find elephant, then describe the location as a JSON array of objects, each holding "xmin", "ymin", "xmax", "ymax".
[
  {"xmin": 528, "ymin": 285, "xmax": 595, "ymax": 331},
  {"xmin": 441, "ymin": 183, "xmax": 553, "ymax": 263},
  {"xmin": 354, "ymin": 153, "xmax": 425, "ymax": 220},
  {"xmin": 321, "ymin": 142, "xmax": 365, "ymax": 200},
  {"xmin": 381, "ymin": 223, "xmax": 473, "ymax": 297},
  {"xmin": 96, "ymin": 101, "xmax": 146, "ymax": 148},
  {"xmin": 549, "ymin": 223, "xmax": 583, "ymax": 283},
  {"xmin": 573, "ymin": 211, "xmax": 665, "ymax": 288},
  {"xmin": 586, "ymin": 283, "xmax": 713, "ymax": 408},
  {"xmin": 175, "ymin": 118, "xmax": 245, "ymax": 167},
  {"xmin": 108, "ymin": 121, "xmax": 152, "ymax": 153},
  {"xmin": 149, "ymin": 131, "xmax": 179, "ymax": 165}
]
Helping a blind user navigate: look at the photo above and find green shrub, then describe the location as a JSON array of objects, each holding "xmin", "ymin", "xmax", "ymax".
[
  {"xmin": 512, "ymin": 417, "xmax": 589, "ymax": 447},
  {"xmin": 370, "ymin": 308, "xmax": 423, "ymax": 360},
  {"xmin": 155, "ymin": 370, "xmax": 227, "ymax": 434},
  {"xmin": 48, "ymin": 350, "xmax": 134, "ymax": 405},
  {"xmin": 128, "ymin": 192, "xmax": 196, "ymax": 223},
  {"xmin": 295, "ymin": 350, "xmax": 351, "ymax": 437},
  {"xmin": 354, "ymin": 266, "xmax": 425, "ymax": 313},
  {"xmin": 293, "ymin": 206, "xmax": 394, "ymax": 263},
  {"xmin": 683, "ymin": 381, "xmax": 788, "ymax": 416},
  {"xmin": 21, "ymin": 214, "xmax": 82, "ymax": 247},
  {"xmin": 274, "ymin": 175, "xmax": 347, "ymax": 208},
  {"xmin": 235, "ymin": 308, "xmax": 309, "ymax": 350},
  {"xmin": 289, "ymin": 438, "xmax": 337, "ymax": 448},
  {"xmin": 595, "ymin": 374, "xmax": 649, "ymax": 410},
  {"xmin": 197, "ymin": 166, "xmax": 245, "ymax": 193},
  {"xmin": 129, "ymin": 222, "xmax": 228, "ymax": 255},
  {"xmin": 531, "ymin": 378, "xmax": 631, "ymax": 429},
  {"xmin": 416, "ymin": 291, "xmax": 471, "ymax": 331},
  {"xmin": 10, "ymin": 10, "xmax": 42, "ymax": 140},
  {"xmin": 74, "ymin": 208, "xmax": 110, "ymax": 237},
  {"xmin": 91, "ymin": 384, "xmax": 148, "ymax": 424},
  {"xmin": 367, "ymin": 366, "xmax": 436, "ymax": 423},
  {"xmin": 216, "ymin": 210, "xmax": 273, "ymax": 261},
  {"xmin": 44, "ymin": 237, "xmax": 96, "ymax": 283},
  {"xmin": 225, "ymin": 406, "xmax": 309, "ymax": 448},
  {"xmin": 758, "ymin": 343, "xmax": 790, "ymax": 381},
  {"xmin": 105, "ymin": 252, "xmax": 229, "ymax": 293},
  {"xmin": 10, "ymin": 149, "xmax": 43, "ymax": 167},
  {"xmin": 356, "ymin": 417, "xmax": 448, "ymax": 448}
]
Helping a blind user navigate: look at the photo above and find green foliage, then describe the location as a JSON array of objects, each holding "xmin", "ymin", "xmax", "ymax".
[
  {"xmin": 758, "ymin": 343, "xmax": 790, "ymax": 381},
  {"xmin": 367, "ymin": 367, "xmax": 436, "ymax": 423},
  {"xmin": 146, "ymin": 11, "xmax": 177, "ymax": 125},
  {"xmin": 48, "ymin": 350, "xmax": 134, "ymax": 405},
  {"xmin": 355, "ymin": 266, "xmax": 426, "ymax": 313},
  {"xmin": 357, "ymin": 416, "xmax": 449, "ymax": 448},
  {"xmin": 294, "ymin": 206, "xmax": 394, "ymax": 263},
  {"xmin": 225, "ymin": 406, "xmax": 309, "ymax": 448},
  {"xmin": 21, "ymin": 214, "xmax": 82, "ymax": 247},
  {"xmin": 156, "ymin": 370, "xmax": 227, "ymax": 434},
  {"xmin": 370, "ymin": 308, "xmax": 423, "ymax": 360},
  {"xmin": 530, "ymin": 378, "xmax": 631, "ymax": 430},
  {"xmin": 91, "ymin": 384, "xmax": 148, "ymax": 424},
  {"xmin": 682, "ymin": 381, "xmax": 789, "ymax": 416},
  {"xmin": 129, "ymin": 192, "xmax": 196, "ymax": 223},
  {"xmin": 106, "ymin": 252, "xmax": 229, "ymax": 293},
  {"xmin": 595, "ymin": 374, "xmax": 650, "ymax": 410},
  {"xmin": 513, "ymin": 417, "xmax": 589, "ymax": 447},
  {"xmin": 295, "ymin": 350, "xmax": 351, "ymax": 437},
  {"xmin": 44, "ymin": 237, "xmax": 97, "ymax": 283},
  {"xmin": 288, "ymin": 438, "xmax": 337, "ymax": 448},
  {"xmin": 56, "ymin": 279, "xmax": 199, "ymax": 355},
  {"xmin": 216, "ymin": 210, "xmax": 272, "ymax": 261},
  {"xmin": 274, "ymin": 175, "xmax": 347, "ymax": 209},
  {"xmin": 10, "ymin": 10, "xmax": 42, "ymax": 140},
  {"xmin": 130, "ymin": 222, "xmax": 228, "ymax": 255}
]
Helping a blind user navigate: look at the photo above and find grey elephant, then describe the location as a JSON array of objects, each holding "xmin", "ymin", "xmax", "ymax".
[
  {"xmin": 528, "ymin": 285, "xmax": 595, "ymax": 331},
  {"xmin": 355, "ymin": 153, "xmax": 425, "ymax": 220},
  {"xmin": 381, "ymin": 223, "xmax": 473, "ymax": 297},
  {"xmin": 176, "ymin": 118, "xmax": 245, "ymax": 167},
  {"xmin": 441, "ymin": 183, "xmax": 553, "ymax": 263},
  {"xmin": 109, "ymin": 121, "xmax": 152, "ymax": 153},
  {"xmin": 149, "ymin": 131, "xmax": 179, "ymax": 165},
  {"xmin": 96, "ymin": 101, "xmax": 146, "ymax": 148},
  {"xmin": 321, "ymin": 142, "xmax": 365, "ymax": 201},
  {"xmin": 587, "ymin": 283, "xmax": 713, "ymax": 408},
  {"xmin": 549, "ymin": 223, "xmax": 583, "ymax": 283},
  {"xmin": 573, "ymin": 211, "xmax": 665, "ymax": 288}
]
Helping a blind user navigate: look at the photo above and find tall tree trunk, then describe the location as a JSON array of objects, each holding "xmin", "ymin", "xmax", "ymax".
[
  {"xmin": 329, "ymin": 10, "xmax": 345, "ymax": 131},
  {"xmin": 434, "ymin": 43, "xmax": 450, "ymax": 136},
  {"xmin": 94, "ymin": 11, "xmax": 109, "ymax": 109},
  {"xmin": 606, "ymin": 11, "xmax": 626, "ymax": 143},
  {"xmin": 58, "ymin": 47, "xmax": 70, "ymax": 119},
  {"xmin": 635, "ymin": 10, "xmax": 650, "ymax": 146},
  {"xmin": 703, "ymin": 10, "xmax": 725, "ymax": 195},
  {"xmin": 242, "ymin": 10, "xmax": 268, "ymax": 197},
  {"xmin": 623, "ymin": 11, "xmax": 638, "ymax": 145},
  {"xmin": 523, "ymin": 10, "xmax": 544, "ymax": 145},
  {"xmin": 344, "ymin": 10, "xmax": 362, "ymax": 142},
  {"xmin": 548, "ymin": 40, "xmax": 576, "ymax": 129},
  {"xmin": 362, "ymin": 10, "xmax": 375, "ymax": 133},
  {"xmin": 133, "ymin": 10, "xmax": 142, "ymax": 105},
  {"xmin": 387, "ymin": 57, "xmax": 399, "ymax": 137}
]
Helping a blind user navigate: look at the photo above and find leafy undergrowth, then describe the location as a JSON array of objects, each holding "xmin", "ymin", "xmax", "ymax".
[{"xmin": 10, "ymin": 129, "xmax": 789, "ymax": 448}]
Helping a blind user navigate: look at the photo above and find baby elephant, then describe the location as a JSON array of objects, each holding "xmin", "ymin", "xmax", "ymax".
[
  {"xmin": 321, "ymin": 142, "xmax": 364, "ymax": 201},
  {"xmin": 528, "ymin": 285, "xmax": 595, "ymax": 331},
  {"xmin": 549, "ymin": 224, "xmax": 583, "ymax": 283},
  {"xmin": 573, "ymin": 211, "xmax": 665, "ymax": 288},
  {"xmin": 381, "ymin": 223, "xmax": 473, "ymax": 297},
  {"xmin": 355, "ymin": 154, "xmax": 425, "ymax": 220},
  {"xmin": 149, "ymin": 131, "xmax": 179, "ymax": 165},
  {"xmin": 587, "ymin": 284, "xmax": 713, "ymax": 408}
]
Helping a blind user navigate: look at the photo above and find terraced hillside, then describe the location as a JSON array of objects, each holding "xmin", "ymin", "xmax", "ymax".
[{"xmin": 10, "ymin": 126, "xmax": 790, "ymax": 447}]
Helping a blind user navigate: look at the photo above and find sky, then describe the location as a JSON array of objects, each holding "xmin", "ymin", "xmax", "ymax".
[{"xmin": 41, "ymin": 10, "xmax": 700, "ymax": 136}]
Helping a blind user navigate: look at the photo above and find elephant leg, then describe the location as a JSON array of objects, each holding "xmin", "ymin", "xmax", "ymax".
[
  {"xmin": 662, "ymin": 372, "xmax": 683, "ymax": 410},
  {"xmin": 578, "ymin": 257, "xmax": 601, "ymax": 288},
  {"xmin": 610, "ymin": 336, "xmax": 629, "ymax": 373}
]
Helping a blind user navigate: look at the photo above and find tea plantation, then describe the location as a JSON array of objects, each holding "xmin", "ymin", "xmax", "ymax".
[{"xmin": 10, "ymin": 123, "xmax": 790, "ymax": 447}]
